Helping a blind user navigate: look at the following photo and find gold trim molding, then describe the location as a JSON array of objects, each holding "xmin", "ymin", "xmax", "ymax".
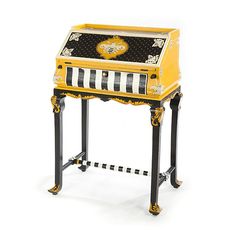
[
  {"xmin": 151, "ymin": 107, "xmax": 165, "ymax": 126},
  {"xmin": 61, "ymin": 92, "xmax": 151, "ymax": 106},
  {"xmin": 112, "ymin": 98, "xmax": 151, "ymax": 106},
  {"xmin": 164, "ymin": 91, "xmax": 183, "ymax": 103},
  {"xmin": 61, "ymin": 92, "xmax": 96, "ymax": 100}
]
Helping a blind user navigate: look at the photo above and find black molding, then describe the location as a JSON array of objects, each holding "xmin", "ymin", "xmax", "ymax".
[{"xmin": 54, "ymin": 86, "xmax": 181, "ymax": 107}]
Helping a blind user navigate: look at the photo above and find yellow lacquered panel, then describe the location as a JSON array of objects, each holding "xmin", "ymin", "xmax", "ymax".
[
  {"xmin": 54, "ymin": 24, "xmax": 180, "ymax": 100},
  {"xmin": 55, "ymin": 83, "xmax": 180, "ymax": 101}
]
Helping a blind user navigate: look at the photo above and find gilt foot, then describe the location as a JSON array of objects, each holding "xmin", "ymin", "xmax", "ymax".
[
  {"xmin": 48, "ymin": 185, "xmax": 61, "ymax": 195},
  {"xmin": 149, "ymin": 203, "xmax": 161, "ymax": 215}
]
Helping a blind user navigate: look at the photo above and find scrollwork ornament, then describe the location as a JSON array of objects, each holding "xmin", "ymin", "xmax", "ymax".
[
  {"xmin": 51, "ymin": 96, "xmax": 61, "ymax": 113},
  {"xmin": 151, "ymin": 107, "xmax": 165, "ymax": 126},
  {"xmin": 112, "ymin": 98, "xmax": 151, "ymax": 106},
  {"xmin": 61, "ymin": 92, "xmax": 95, "ymax": 100}
]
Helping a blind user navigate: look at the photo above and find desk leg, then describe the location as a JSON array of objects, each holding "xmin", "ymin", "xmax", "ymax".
[
  {"xmin": 48, "ymin": 96, "xmax": 65, "ymax": 195},
  {"xmin": 149, "ymin": 107, "xmax": 165, "ymax": 215},
  {"xmin": 170, "ymin": 93, "xmax": 182, "ymax": 188},
  {"xmin": 79, "ymin": 99, "xmax": 89, "ymax": 172}
]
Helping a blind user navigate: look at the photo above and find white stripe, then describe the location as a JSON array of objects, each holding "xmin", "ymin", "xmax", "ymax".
[
  {"xmin": 132, "ymin": 73, "xmax": 140, "ymax": 94},
  {"xmin": 107, "ymin": 71, "xmax": 115, "ymax": 91},
  {"xmin": 83, "ymin": 69, "xmax": 90, "ymax": 88},
  {"xmin": 92, "ymin": 162, "xmax": 97, "ymax": 167},
  {"xmin": 95, "ymin": 70, "xmax": 102, "ymax": 90},
  {"xmin": 120, "ymin": 72, "xmax": 127, "ymax": 92},
  {"xmin": 72, "ymin": 67, "xmax": 78, "ymax": 87},
  {"xmin": 98, "ymin": 163, "xmax": 103, "ymax": 168},
  {"xmin": 130, "ymin": 168, "xmax": 135, "ymax": 174},
  {"xmin": 114, "ymin": 166, "xmax": 119, "ymax": 171}
]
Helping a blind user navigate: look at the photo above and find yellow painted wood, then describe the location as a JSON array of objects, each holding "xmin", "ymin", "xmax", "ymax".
[{"xmin": 54, "ymin": 24, "xmax": 180, "ymax": 101}]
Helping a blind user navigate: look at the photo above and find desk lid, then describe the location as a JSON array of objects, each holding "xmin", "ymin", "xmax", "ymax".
[{"xmin": 57, "ymin": 24, "xmax": 175, "ymax": 67}]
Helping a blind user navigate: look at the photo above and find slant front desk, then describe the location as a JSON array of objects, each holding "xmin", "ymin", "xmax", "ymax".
[{"xmin": 49, "ymin": 24, "xmax": 183, "ymax": 215}]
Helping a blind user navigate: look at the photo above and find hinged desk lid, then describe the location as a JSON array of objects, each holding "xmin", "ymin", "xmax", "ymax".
[{"xmin": 57, "ymin": 27, "xmax": 170, "ymax": 67}]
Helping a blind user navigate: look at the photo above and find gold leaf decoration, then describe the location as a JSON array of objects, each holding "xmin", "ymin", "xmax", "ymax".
[{"xmin": 96, "ymin": 36, "xmax": 128, "ymax": 59}]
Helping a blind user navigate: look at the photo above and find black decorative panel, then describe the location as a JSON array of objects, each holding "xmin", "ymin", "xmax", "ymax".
[{"xmin": 60, "ymin": 32, "xmax": 166, "ymax": 64}]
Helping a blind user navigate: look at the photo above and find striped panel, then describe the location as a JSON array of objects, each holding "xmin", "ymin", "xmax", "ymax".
[
  {"xmin": 65, "ymin": 67, "xmax": 147, "ymax": 95},
  {"xmin": 89, "ymin": 70, "xmax": 96, "ymax": 88},
  {"xmin": 78, "ymin": 68, "xmax": 84, "ymax": 87},
  {"xmin": 80, "ymin": 160, "xmax": 150, "ymax": 176},
  {"xmin": 66, "ymin": 67, "xmax": 72, "ymax": 86}
]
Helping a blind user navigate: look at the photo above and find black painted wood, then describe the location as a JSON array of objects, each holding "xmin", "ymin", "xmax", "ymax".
[
  {"xmin": 50, "ymin": 87, "xmax": 182, "ymax": 214},
  {"xmin": 150, "ymin": 108, "xmax": 163, "ymax": 208},
  {"xmin": 79, "ymin": 99, "xmax": 89, "ymax": 172},
  {"xmin": 170, "ymin": 93, "xmax": 182, "ymax": 188},
  {"xmin": 60, "ymin": 32, "xmax": 166, "ymax": 64},
  {"xmin": 54, "ymin": 87, "xmax": 181, "ymax": 108},
  {"xmin": 54, "ymin": 97, "xmax": 65, "ymax": 192}
]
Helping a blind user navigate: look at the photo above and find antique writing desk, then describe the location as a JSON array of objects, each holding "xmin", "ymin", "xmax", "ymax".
[{"xmin": 49, "ymin": 24, "xmax": 182, "ymax": 215}]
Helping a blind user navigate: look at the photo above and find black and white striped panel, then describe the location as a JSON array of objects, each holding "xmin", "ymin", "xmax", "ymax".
[
  {"xmin": 66, "ymin": 67, "xmax": 147, "ymax": 95},
  {"xmin": 79, "ymin": 160, "xmax": 150, "ymax": 176}
]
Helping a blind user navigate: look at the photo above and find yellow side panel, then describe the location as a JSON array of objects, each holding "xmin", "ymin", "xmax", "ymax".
[{"xmin": 159, "ymin": 31, "xmax": 180, "ymax": 92}]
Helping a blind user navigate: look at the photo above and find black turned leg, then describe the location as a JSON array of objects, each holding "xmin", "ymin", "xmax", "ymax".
[
  {"xmin": 79, "ymin": 99, "xmax": 89, "ymax": 172},
  {"xmin": 170, "ymin": 93, "xmax": 182, "ymax": 188},
  {"xmin": 48, "ymin": 95, "xmax": 65, "ymax": 195},
  {"xmin": 149, "ymin": 106, "xmax": 165, "ymax": 215}
]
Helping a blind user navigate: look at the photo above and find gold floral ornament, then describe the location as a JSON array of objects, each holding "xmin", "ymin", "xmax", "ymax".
[{"xmin": 96, "ymin": 36, "xmax": 128, "ymax": 59}]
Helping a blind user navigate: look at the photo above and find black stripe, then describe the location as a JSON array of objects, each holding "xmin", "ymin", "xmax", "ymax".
[
  {"xmin": 94, "ymin": 162, "xmax": 99, "ymax": 167},
  {"xmin": 102, "ymin": 164, "xmax": 107, "ymax": 169},
  {"xmin": 143, "ymin": 171, "xmax": 148, "ymax": 176},
  {"xmin": 78, "ymin": 68, "xmax": 84, "ymax": 87},
  {"xmin": 126, "ymin": 74, "xmax": 133, "ymax": 93},
  {"xmin": 135, "ymin": 169, "xmax": 140, "ymax": 174},
  {"xmin": 89, "ymin": 70, "xmax": 96, "ymax": 89},
  {"xmin": 86, "ymin": 161, "xmax": 91, "ymax": 166},
  {"xmin": 110, "ymin": 165, "xmax": 115, "ymax": 170},
  {"xmin": 101, "ymin": 71, "xmax": 108, "ymax": 90},
  {"xmin": 126, "ymin": 168, "xmax": 131, "ymax": 173},
  {"xmin": 139, "ymin": 74, "xmax": 146, "ymax": 94},
  {"xmin": 114, "ymin": 72, "xmax": 121, "ymax": 91},
  {"xmin": 118, "ymin": 166, "xmax": 123, "ymax": 172},
  {"xmin": 66, "ymin": 67, "xmax": 72, "ymax": 86}
]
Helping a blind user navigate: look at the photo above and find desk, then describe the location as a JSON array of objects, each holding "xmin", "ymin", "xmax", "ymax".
[{"xmin": 48, "ymin": 24, "xmax": 183, "ymax": 215}]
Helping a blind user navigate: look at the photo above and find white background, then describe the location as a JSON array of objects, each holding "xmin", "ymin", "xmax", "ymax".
[{"xmin": 0, "ymin": 0, "xmax": 236, "ymax": 235}]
